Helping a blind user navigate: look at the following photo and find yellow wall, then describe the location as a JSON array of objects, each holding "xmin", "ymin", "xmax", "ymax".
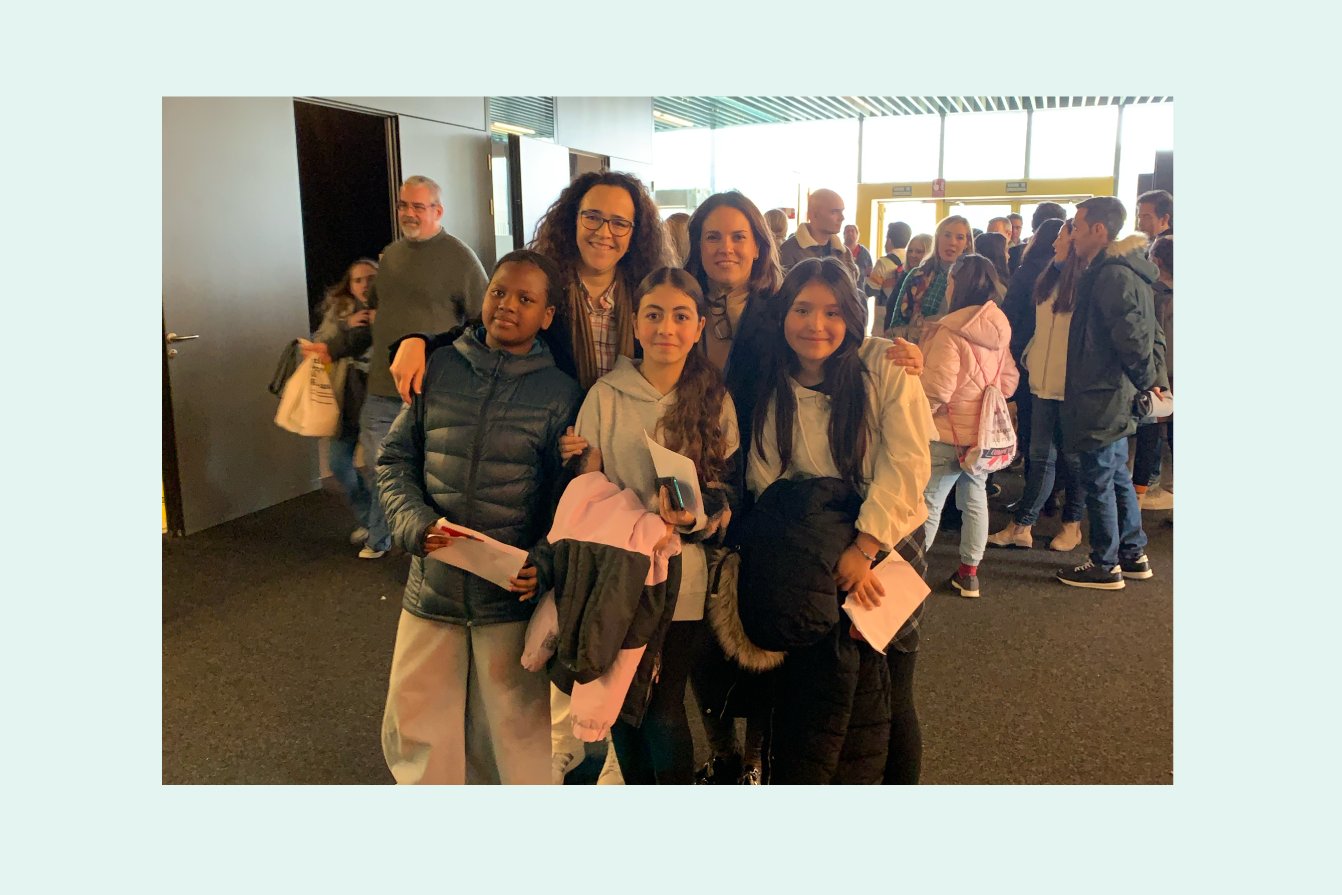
[{"xmin": 855, "ymin": 176, "xmax": 1114, "ymax": 248}]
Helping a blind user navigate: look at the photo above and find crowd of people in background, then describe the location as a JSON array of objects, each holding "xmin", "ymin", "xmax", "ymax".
[{"xmin": 290, "ymin": 173, "xmax": 1173, "ymax": 785}]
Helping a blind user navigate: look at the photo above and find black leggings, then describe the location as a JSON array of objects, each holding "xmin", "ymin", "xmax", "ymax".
[
  {"xmin": 611, "ymin": 620, "xmax": 701, "ymax": 785},
  {"xmin": 884, "ymin": 646, "xmax": 921, "ymax": 784}
]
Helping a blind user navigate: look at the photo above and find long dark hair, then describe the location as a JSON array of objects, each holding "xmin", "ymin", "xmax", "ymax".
[
  {"xmin": 948, "ymin": 254, "xmax": 1001, "ymax": 311},
  {"xmin": 684, "ymin": 191, "xmax": 785, "ymax": 298},
  {"xmin": 528, "ymin": 171, "xmax": 669, "ymax": 293},
  {"xmin": 974, "ymin": 232, "xmax": 1010, "ymax": 284},
  {"xmin": 752, "ymin": 257, "xmax": 871, "ymax": 487},
  {"xmin": 633, "ymin": 268, "xmax": 729, "ymax": 488},
  {"xmin": 1033, "ymin": 223, "xmax": 1084, "ymax": 313},
  {"xmin": 1020, "ymin": 218, "xmax": 1065, "ymax": 270}
]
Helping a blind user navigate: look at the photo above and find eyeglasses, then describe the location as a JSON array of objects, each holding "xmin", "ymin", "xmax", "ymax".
[
  {"xmin": 709, "ymin": 301, "xmax": 733, "ymax": 342},
  {"xmin": 396, "ymin": 201, "xmax": 439, "ymax": 214},
  {"xmin": 578, "ymin": 210, "xmax": 634, "ymax": 237}
]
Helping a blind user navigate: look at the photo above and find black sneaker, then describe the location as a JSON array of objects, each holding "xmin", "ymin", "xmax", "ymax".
[
  {"xmin": 694, "ymin": 753, "xmax": 741, "ymax": 785},
  {"xmin": 738, "ymin": 766, "xmax": 762, "ymax": 785},
  {"xmin": 1056, "ymin": 559, "xmax": 1125, "ymax": 590},
  {"xmin": 949, "ymin": 570, "xmax": 980, "ymax": 598},
  {"xmin": 1119, "ymin": 554, "xmax": 1154, "ymax": 580}
]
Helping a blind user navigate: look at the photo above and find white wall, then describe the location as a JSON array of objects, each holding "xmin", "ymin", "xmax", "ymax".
[
  {"xmin": 323, "ymin": 96, "xmax": 486, "ymax": 131},
  {"xmin": 556, "ymin": 97, "xmax": 653, "ymax": 164}
]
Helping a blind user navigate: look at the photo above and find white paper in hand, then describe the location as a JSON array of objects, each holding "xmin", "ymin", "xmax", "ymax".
[
  {"xmin": 427, "ymin": 518, "xmax": 529, "ymax": 591},
  {"xmin": 842, "ymin": 550, "xmax": 931, "ymax": 654},
  {"xmin": 643, "ymin": 430, "xmax": 706, "ymax": 530}
]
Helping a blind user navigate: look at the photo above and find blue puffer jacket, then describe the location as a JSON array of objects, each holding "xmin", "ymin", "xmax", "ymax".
[{"xmin": 376, "ymin": 328, "xmax": 582, "ymax": 626}]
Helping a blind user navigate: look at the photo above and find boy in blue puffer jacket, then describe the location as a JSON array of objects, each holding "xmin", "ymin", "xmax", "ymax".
[{"xmin": 376, "ymin": 250, "xmax": 582, "ymax": 784}]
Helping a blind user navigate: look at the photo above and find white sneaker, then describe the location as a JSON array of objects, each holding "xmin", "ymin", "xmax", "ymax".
[
  {"xmin": 358, "ymin": 546, "xmax": 387, "ymax": 559},
  {"xmin": 349, "ymin": 526, "xmax": 369, "ymax": 546},
  {"xmin": 552, "ymin": 750, "xmax": 583, "ymax": 785}
]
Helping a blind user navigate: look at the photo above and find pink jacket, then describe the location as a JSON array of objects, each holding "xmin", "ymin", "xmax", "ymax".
[{"xmin": 919, "ymin": 302, "xmax": 1019, "ymax": 446}]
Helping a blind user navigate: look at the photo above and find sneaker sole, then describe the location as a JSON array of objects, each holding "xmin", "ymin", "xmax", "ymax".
[
  {"xmin": 1056, "ymin": 574, "xmax": 1125, "ymax": 590},
  {"xmin": 1121, "ymin": 568, "xmax": 1154, "ymax": 580},
  {"xmin": 950, "ymin": 579, "xmax": 980, "ymax": 598}
]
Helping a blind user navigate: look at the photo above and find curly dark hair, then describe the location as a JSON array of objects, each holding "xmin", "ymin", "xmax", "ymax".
[
  {"xmin": 683, "ymin": 190, "xmax": 784, "ymax": 298},
  {"xmin": 528, "ymin": 171, "xmax": 669, "ymax": 293},
  {"xmin": 632, "ymin": 267, "xmax": 730, "ymax": 489},
  {"xmin": 753, "ymin": 257, "xmax": 872, "ymax": 488}
]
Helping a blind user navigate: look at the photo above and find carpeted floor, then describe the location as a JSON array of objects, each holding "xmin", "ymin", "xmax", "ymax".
[{"xmin": 163, "ymin": 470, "xmax": 1172, "ymax": 785}]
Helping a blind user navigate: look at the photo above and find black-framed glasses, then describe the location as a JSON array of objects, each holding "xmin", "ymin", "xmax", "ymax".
[
  {"xmin": 578, "ymin": 210, "xmax": 634, "ymax": 237},
  {"xmin": 709, "ymin": 301, "xmax": 733, "ymax": 341}
]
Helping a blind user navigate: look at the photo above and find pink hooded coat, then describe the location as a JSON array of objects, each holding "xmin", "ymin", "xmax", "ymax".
[{"xmin": 919, "ymin": 301, "xmax": 1019, "ymax": 447}]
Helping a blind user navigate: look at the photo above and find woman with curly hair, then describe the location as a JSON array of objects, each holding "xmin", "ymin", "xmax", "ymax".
[
  {"xmin": 388, "ymin": 170, "xmax": 670, "ymax": 395},
  {"xmin": 520, "ymin": 170, "xmax": 671, "ymax": 390}
]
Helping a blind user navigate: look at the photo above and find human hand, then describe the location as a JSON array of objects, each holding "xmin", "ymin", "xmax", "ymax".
[
  {"xmin": 347, "ymin": 309, "xmax": 372, "ymax": 328},
  {"xmin": 658, "ymin": 485, "xmax": 696, "ymax": 528},
  {"xmin": 391, "ymin": 337, "xmax": 427, "ymax": 404},
  {"xmin": 847, "ymin": 568, "xmax": 886, "ymax": 610},
  {"xmin": 884, "ymin": 337, "xmax": 924, "ymax": 376},
  {"xmin": 299, "ymin": 339, "xmax": 331, "ymax": 364},
  {"xmin": 702, "ymin": 506, "xmax": 732, "ymax": 540},
  {"xmin": 509, "ymin": 564, "xmax": 539, "ymax": 601},
  {"xmin": 422, "ymin": 521, "xmax": 473, "ymax": 554},
  {"xmin": 559, "ymin": 426, "xmax": 588, "ymax": 461},
  {"xmin": 832, "ymin": 542, "xmax": 885, "ymax": 606}
]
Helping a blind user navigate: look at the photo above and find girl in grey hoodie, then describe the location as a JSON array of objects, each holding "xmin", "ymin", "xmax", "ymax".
[{"xmin": 561, "ymin": 268, "xmax": 740, "ymax": 784}]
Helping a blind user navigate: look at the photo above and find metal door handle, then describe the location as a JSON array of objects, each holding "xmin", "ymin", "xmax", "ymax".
[{"xmin": 166, "ymin": 332, "xmax": 201, "ymax": 343}]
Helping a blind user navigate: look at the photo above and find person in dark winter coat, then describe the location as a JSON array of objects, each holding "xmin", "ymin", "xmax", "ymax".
[
  {"xmin": 746, "ymin": 257, "xmax": 934, "ymax": 784},
  {"xmin": 376, "ymin": 251, "xmax": 582, "ymax": 784},
  {"xmin": 1056, "ymin": 198, "xmax": 1168, "ymax": 591}
]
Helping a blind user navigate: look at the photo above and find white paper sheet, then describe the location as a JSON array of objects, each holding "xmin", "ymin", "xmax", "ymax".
[
  {"xmin": 643, "ymin": 431, "xmax": 706, "ymax": 530},
  {"xmin": 842, "ymin": 550, "xmax": 931, "ymax": 654},
  {"xmin": 427, "ymin": 518, "xmax": 529, "ymax": 591}
]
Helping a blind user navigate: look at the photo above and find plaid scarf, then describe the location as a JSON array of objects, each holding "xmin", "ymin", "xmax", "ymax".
[
  {"xmin": 566, "ymin": 277, "xmax": 636, "ymax": 390},
  {"xmin": 890, "ymin": 266, "xmax": 948, "ymax": 327}
]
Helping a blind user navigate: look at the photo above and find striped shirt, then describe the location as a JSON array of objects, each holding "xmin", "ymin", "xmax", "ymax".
[{"xmin": 581, "ymin": 279, "xmax": 619, "ymax": 380}]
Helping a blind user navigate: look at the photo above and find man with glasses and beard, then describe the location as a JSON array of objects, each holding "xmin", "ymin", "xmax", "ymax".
[{"xmin": 353, "ymin": 175, "xmax": 488, "ymax": 559}]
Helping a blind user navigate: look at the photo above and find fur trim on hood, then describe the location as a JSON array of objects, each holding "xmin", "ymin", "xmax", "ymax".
[
  {"xmin": 1103, "ymin": 233, "xmax": 1153, "ymax": 260},
  {"xmin": 706, "ymin": 551, "xmax": 785, "ymax": 672}
]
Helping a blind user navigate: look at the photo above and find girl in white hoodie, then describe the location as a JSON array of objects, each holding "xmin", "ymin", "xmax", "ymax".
[
  {"xmin": 919, "ymin": 255, "xmax": 1019, "ymax": 598},
  {"xmin": 560, "ymin": 268, "xmax": 739, "ymax": 784}
]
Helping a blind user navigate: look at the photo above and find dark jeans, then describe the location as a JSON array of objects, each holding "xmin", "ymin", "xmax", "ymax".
[
  {"xmin": 611, "ymin": 620, "xmax": 700, "ymax": 785},
  {"xmin": 1014, "ymin": 398, "xmax": 1085, "ymax": 526},
  {"xmin": 884, "ymin": 646, "xmax": 921, "ymax": 784},
  {"xmin": 1077, "ymin": 438, "xmax": 1148, "ymax": 569},
  {"xmin": 1015, "ymin": 387, "xmax": 1033, "ymax": 481},
  {"xmin": 1133, "ymin": 420, "xmax": 1170, "ymax": 487}
]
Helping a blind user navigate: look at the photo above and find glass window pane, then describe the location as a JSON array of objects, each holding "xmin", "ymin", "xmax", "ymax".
[
  {"xmin": 943, "ymin": 111, "xmax": 1027, "ymax": 180},
  {"xmin": 947, "ymin": 202, "xmax": 1013, "ymax": 234},
  {"xmin": 651, "ymin": 129, "xmax": 713, "ymax": 194},
  {"xmin": 1029, "ymin": 106, "xmax": 1119, "ymax": 179},
  {"xmin": 1116, "ymin": 102, "xmax": 1174, "ymax": 237},
  {"xmin": 1019, "ymin": 201, "xmax": 1077, "ymax": 237},
  {"xmin": 861, "ymin": 114, "xmax": 942, "ymax": 183},
  {"xmin": 875, "ymin": 200, "xmax": 939, "ymax": 248},
  {"xmin": 714, "ymin": 118, "xmax": 860, "ymax": 227}
]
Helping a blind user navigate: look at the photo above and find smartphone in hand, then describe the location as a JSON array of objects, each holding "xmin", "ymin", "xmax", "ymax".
[{"xmin": 656, "ymin": 476, "xmax": 686, "ymax": 512}]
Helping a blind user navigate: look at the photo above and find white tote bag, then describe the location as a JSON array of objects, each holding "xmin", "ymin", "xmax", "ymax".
[{"xmin": 274, "ymin": 356, "xmax": 340, "ymax": 437}]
